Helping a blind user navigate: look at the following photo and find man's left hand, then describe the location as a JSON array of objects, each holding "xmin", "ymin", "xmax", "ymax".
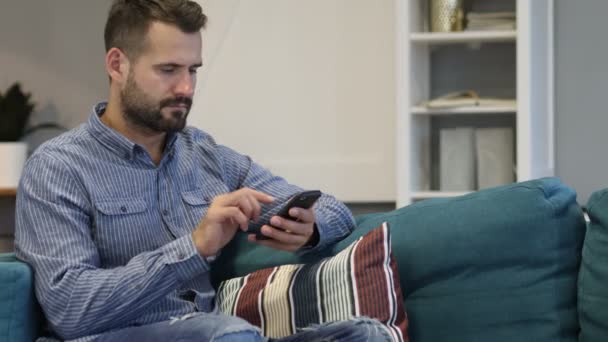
[{"xmin": 248, "ymin": 207, "xmax": 316, "ymax": 252}]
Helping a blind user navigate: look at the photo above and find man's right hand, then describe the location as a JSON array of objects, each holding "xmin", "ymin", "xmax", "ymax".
[{"xmin": 191, "ymin": 188, "xmax": 274, "ymax": 257}]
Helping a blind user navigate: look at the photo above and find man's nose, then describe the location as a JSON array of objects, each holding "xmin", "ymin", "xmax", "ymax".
[{"xmin": 175, "ymin": 71, "xmax": 195, "ymax": 98}]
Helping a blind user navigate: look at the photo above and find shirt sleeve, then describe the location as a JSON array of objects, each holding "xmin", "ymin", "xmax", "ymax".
[
  {"xmin": 14, "ymin": 152, "xmax": 210, "ymax": 340},
  {"xmin": 216, "ymin": 144, "xmax": 356, "ymax": 252}
]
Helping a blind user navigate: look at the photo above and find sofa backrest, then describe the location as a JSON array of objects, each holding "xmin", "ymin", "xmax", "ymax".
[
  {"xmin": 213, "ymin": 177, "xmax": 586, "ymax": 342},
  {"xmin": 353, "ymin": 177, "xmax": 585, "ymax": 341}
]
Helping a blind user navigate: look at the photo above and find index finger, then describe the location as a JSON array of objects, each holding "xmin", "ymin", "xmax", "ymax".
[
  {"xmin": 241, "ymin": 188, "xmax": 275, "ymax": 204},
  {"xmin": 218, "ymin": 188, "xmax": 274, "ymax": 207}
]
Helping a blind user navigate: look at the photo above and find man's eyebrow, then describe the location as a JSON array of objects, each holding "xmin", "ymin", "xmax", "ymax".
[
  {"xmin": 154, "ymin": 62, "xmax": 203, "ymax": 68},
  {"xmin": 154, "ymin": 63, "xmax": 180, "ymax": 68}
]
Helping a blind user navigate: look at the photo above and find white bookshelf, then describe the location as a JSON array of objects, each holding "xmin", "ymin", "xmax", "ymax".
[
  {"xmin": 412, "ymin": 104, "xmax": 517, "ymax": 115},
  {"xmin": 396, "ymin": 0, "xmax": 554, "ymax": 207},
  {"xmin": 410, "ymin": 30, "xmax": 517, "ymax": 44}
]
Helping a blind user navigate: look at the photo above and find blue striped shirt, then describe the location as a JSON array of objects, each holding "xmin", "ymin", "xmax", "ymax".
[{"xmin": 15, "ymin": 102, "xmax": 355, "ymax": 341}]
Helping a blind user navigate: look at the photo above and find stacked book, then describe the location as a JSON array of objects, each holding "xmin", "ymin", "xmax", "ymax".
[
  {"xmin": 421, "ymin": 91, "xmax": 516, "ymax": 109},
  {"xmin": 466, "ymin": 12, "xmax": 516, "ymax": 31}
]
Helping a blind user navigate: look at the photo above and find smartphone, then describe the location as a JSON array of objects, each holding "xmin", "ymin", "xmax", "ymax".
[
  {"xmin": 275, "ymin": 190, "xmax": 322, "ymax": 220},
  {"xmin": 250, "ymin": 190, "xmax": 322, "ymax": 239}
]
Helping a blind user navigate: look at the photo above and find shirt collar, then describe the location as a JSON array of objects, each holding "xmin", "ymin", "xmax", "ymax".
[{"xmin": 86, "ymin": 101, "xmax": 179, "ymax": 161}]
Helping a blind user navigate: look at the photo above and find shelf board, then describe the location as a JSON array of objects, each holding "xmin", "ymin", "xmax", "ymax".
[
  {"xmin": 412, "ymin": 105, "xmax": 517, "ymax": 115},
  {"xmin": 410, "ymin": 30, "xmax": 517, "ymax": 44},
  {"xmin": 412, "ymin": 191, "xmax": 470, "ymax": 200},
  {"xmin": 0, "ymin": 188, "xmax": 17, "ymax": 197}
]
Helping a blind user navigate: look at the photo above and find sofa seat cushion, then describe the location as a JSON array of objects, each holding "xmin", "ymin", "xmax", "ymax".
[
  {"xmin": 579, "ymin": 188, "xmax": 608, "ymax": 341},
  {"xmin": 212, "ymin": 178, "xmax": 585, "ymax": 342},
  {"xmin": 0, "ymin": 253, "xmax": 41, "ymax": 342}
]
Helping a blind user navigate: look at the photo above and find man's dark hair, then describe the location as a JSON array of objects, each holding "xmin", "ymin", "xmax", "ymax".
[{"xmin": 104, "ymin": 0, "xmax": 207, "ymax": 59}]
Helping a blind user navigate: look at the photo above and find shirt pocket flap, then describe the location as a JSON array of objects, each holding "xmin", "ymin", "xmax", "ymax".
[
  {"xmin": 181, "ymin": 189, "xmax": 210, "ymax": 206},
  {"xmin": 95, "ymin": 199, "xmax": 148, "ymax": 215}
]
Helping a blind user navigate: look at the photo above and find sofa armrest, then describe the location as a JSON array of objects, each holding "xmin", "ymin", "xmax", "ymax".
[{"xmin": 0, "ymin": 253, "xmax": 41, "ymax": 342}]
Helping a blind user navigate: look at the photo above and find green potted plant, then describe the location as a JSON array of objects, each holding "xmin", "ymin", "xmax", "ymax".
[
  {"xmin": 0, "ymin": 83, "xmax": 63, "ymax": 188},
  {"xmin": 0, "ymin": 83, "xmax": 35, "ymax": 142},
  {"xmin": 0, "ymin": 83, "xmax": 33, "ymax": 188}
]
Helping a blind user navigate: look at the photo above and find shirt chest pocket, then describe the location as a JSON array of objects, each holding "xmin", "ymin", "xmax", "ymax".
[
  {"xmin": 96, "ymin": 199, "xmax": 148, "ymax": 217},
  {"xmin": 181, "ymin": 181, "xmax": 230, "ymax": 229},
  {"xmin": 181, "ymin": 189, "xmax": 212, "ymax": 229},
  {"xmin": 94, "ymin": 198, "xmax": 153, "ymax": 264}
]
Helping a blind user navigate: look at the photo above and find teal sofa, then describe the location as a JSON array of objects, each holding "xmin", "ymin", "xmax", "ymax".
[{"xmin": 2, "ymin": 178, "xmax": 607, "ymax": 341}]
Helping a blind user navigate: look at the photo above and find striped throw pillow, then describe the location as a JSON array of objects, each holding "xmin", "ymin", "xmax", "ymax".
[{"xmin": 216, "ymin": 222, "xmax": 408, "ymax": 341}]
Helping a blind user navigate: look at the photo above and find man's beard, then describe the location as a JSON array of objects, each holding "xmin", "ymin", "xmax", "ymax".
[{"xmin": 120, "ymin": 74, "xmax": 192, "ymax": 134}]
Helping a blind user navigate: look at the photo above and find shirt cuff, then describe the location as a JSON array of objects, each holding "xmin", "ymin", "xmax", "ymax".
[
  {"xmin": 162, "ymin": 235, "xmax": 211, "ymax": 282},
  {"xmin": 298, "ymin": 211, "xmax": 331, "ymax": 255}
]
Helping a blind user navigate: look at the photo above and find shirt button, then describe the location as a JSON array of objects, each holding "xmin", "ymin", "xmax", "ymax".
[
  {"xmin": 162, "ymin": 209, "xmax": 169, "ymax": 216},
  {"xmin": 177, "ymin": 252, "xmax": 186, "ymax": 260},
  {"xmin": 120, "ymin": 206, "xmax": 127, "ymax": 213}
]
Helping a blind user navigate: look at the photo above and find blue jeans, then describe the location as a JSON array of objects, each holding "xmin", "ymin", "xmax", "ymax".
[{"xmin": 95, "ymin": 312, "xmax": 392, "ymax": 341}]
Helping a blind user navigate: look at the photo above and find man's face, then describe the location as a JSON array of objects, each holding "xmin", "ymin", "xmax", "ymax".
[{"xmin": 119, "ymin": 22, "xmax": 203, "ymax": 134}]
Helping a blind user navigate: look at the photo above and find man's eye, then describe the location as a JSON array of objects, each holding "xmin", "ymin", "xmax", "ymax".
[
  {"xmin": 160, "ymin": 67, "xmax": 175, "ymax": 74},
  {"xmin": 189, "ymin": 68, "xmax": 198, "ymax": 75}
]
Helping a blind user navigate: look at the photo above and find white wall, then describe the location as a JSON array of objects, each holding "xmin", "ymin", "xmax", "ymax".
[
  {"xmin": 0, "ymin": 0, "xmax": 396, "ymax": 202},
  {"xmin": 0, "ymin": 1, "xmax": 113, "ymax": 251},
  {"xmin": 0, "ymin": 1, "xmax": 112, "ymax": 129},
  {"xmin": 192, "ymin": 0, "xmax": 396, "ymax": 202}
]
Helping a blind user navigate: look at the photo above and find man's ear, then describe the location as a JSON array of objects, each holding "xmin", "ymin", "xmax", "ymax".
[{"xmin": 105, "ymin": 47, "xmax": 130, "ymax": 84}]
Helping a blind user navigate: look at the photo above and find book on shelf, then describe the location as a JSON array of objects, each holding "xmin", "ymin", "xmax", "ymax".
[
  {"xmin": 466, "ymin": 21, "xmax": 516, "ymax": 31},
  {"xmin": 467, "ymin": 12, "xmax": 516, "ymax": 20},
  {"xmin": 421, "ymin": 91, "xmax": 516, "ymax": 109},
  {"xmin": 465, "ymin": 11, "xmax": 516, "ymax": 31}
]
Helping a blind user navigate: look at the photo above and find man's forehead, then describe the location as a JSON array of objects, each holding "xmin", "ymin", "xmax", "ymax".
[{"xmin": 141, "ymin": 21, "xmax": 202, "ymax": 60}]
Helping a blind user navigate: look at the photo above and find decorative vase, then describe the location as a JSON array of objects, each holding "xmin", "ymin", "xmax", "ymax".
[
  {"xmin": 430, "ymin": 0, "xmax": 464, "ymax": 32},
  {"xmin": 0, "ymin": 142, "xmax": 28, "ymax": 188}
]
